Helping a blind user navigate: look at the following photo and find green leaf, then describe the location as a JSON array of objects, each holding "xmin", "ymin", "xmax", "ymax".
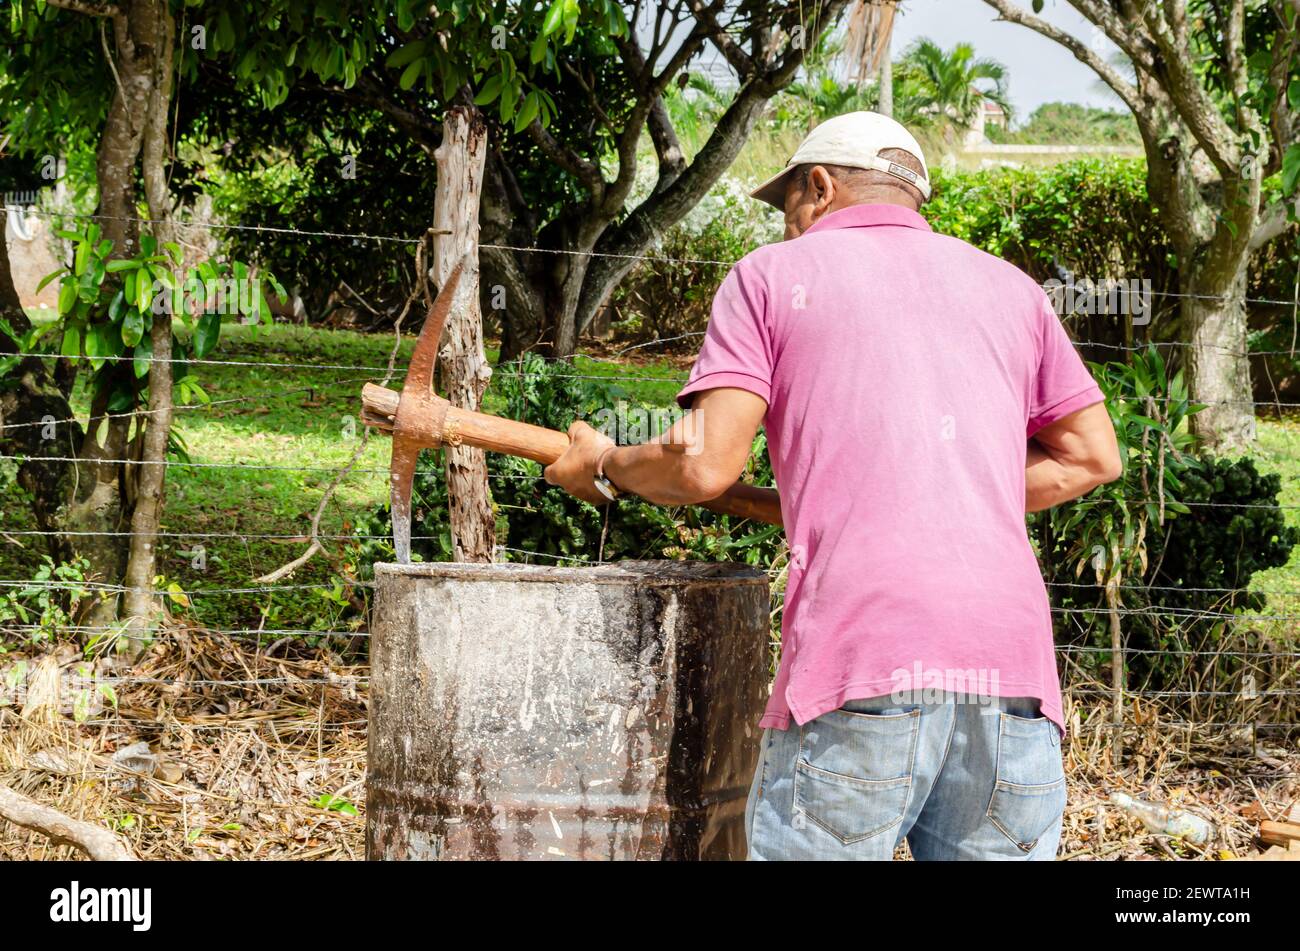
[
  {"xmin": 57, "ymin": 279, "xmax": 76, "ymax": 315},
  {"xmin": 562, "ymin": 0, "xmax": 579, "ymax": 43},
  {"xmin": 1282, "ymin": 143, "xmax": 1300, "ymax": 197},
  {"xmin": 541, "ymin": 0, "xmax": 564, "ymax": 36},
  {"xmin": 474, "ymin": 73, "xmax": 503, "ymax": 105},
  {"xmin": 499, "ymin": 81, "xmax": 519, "ymax": 122},
  {"xmin": 133, "ymin": 338, "xmax": 152, "ymax": 379},
  {"xmin": 136, "ymin": 269, "xmax": 153, "ymax": 312},
  {"xmin": 194, "ymin": 311, "xmax": 220, "ymax": 358},
  {"xmin": 610, "ymin": 2, "xmax": 628, "ymax": 36},
  {"xmin": 120, "ymin": 309, "xmax": 144, "ymax": 347},
  {"xmin": 530, "ymin": 31, "xmax": 548, "ymax": 65},
  {"xmin": 108, "ymin": 290, "xmax": 126, "ymax": 323},
  {"xmin": 60, "ymin": 325, "xmax": 81, "ymax": 358},
  {"xmin": 386, "ymin": 39, "xmax": 425, "ymax": 68},
  {"xmin": 399, "ymin": 59, "xmax": 422, "ymax": 91},
  {"xmin": 104, "ymin": 259, "xmax": 136, "ymax": 273},
  {"xmin": 35, "ymin": 268, "xmax": 64, "ymax": 293},
  {"xmin": 84, "ymin": 324, "xmax": 112, "ymax": 370},
  {"xmin": 217, "ymin": 10, "xmax": 235, "ymax": 49},
  {"xmin": 1032, "ymin": 0, "xmax": 1045, "ymax": 12},
  {"xmin": 149, "ymin": 263, "xmax": 175, "ymax": 289},
  {"xmin": 514, "ymin": 90, "xmax": 541, "ymax": 132}
]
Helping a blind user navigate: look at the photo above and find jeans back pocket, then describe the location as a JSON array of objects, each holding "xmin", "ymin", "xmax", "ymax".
[
  {"xmin": 985, "ymin": 712, "xmax": 1066, "ymax": 854},
  {"xmin": 793, "ymin": 706, "xmax": 920, "ymax": 845}
]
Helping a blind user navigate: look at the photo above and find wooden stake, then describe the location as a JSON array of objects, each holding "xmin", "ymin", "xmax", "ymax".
[{"xmin": 431, "ymin": 106, "xmax": 495, "ymax": 563}]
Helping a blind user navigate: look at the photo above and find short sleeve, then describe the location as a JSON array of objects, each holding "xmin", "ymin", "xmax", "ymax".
[
  {"xmin": 1028, "ymin": 295, "xmax": 1105, "ymax": 438},
  {"xmin": 675, "ymin": 263, "xmax": 773, "ymax": 409}
]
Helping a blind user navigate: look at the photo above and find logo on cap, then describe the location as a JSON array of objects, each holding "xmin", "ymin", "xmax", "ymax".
[{"xmin": 887, "ymin": 163, "xmax": 918, "ymax": 184}]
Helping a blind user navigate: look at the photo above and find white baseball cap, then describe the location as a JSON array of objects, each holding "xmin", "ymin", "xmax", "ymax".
[{"xmin": 750, "ymin": 111, "xmax": 931, "ymax": 209}]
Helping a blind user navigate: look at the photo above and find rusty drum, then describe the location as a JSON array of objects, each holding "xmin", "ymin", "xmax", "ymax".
[{"xmin": 366, "ymin": 561, "xmax": 770, "ymax": 860}]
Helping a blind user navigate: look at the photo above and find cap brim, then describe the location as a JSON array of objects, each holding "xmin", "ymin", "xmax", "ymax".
[{"xmin": 750, "ymin": 165, "xmax": 794, "ymax": 210}]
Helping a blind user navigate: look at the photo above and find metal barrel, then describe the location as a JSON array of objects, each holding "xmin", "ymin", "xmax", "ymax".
[{"xmin": 366, "ymin": 560, "xmax": 771, "ymax": 860}]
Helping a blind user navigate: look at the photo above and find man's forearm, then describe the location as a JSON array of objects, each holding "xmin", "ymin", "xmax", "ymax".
[
  {"xmin": 603, "ymin": 442, "xmax": 724, "ymax": 506},
  {"xmin": 1025, "ymin": 440, "xmax": 1107, "ymax": 512}
]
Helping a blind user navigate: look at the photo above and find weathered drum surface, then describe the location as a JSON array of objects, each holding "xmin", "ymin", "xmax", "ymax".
[{"xmin": 366, "ymin": 560, "xmax": 770, "ymax": 861}]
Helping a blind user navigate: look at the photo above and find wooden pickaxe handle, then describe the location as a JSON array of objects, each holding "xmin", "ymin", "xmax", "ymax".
[{"xmin": 361, "ymin": 382, "xmax": 783, "ymax": 526}]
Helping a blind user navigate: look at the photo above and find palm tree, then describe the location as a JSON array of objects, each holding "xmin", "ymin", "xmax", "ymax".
[
  {"xmin": 840, "ymin": 0, "xmax": 901, "ymax": 116},
  {"xmin": 785, "ymin": 71, "xmax": 877, "ymax": 123},
  {"xmin": 898, "ymin": 39, "xmax": 1011, "ymax": 140}
]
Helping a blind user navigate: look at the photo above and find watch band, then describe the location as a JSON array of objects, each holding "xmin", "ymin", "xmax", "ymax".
[{"xmin": 593, "ymin": 446, "xmax": 621, "ymax": 501}]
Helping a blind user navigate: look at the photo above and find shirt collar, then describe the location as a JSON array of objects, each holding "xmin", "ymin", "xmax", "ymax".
[{"xmin": 802, "ymin": 202, "xmax": 932, "ymax": 237}]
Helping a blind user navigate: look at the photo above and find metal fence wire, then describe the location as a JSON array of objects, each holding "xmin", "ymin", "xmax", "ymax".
[{"xmin": 1, "ymin": 210, "xmax": 1297, "ymax": 784}]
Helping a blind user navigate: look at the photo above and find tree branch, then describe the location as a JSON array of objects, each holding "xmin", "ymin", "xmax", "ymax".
[
  {"xmin": 982, "ymin": 0, "xmax": 1141, "ymax": 114},
  {"xmin": 647, "ymin": 93, "xmax": 687, "ymax": 192},
  {"xmin": 45, "ymin": 0, "xmax": 121, "ymax": 16},
  {"xmin": 337, "ymin": 74, "xmax": 442, "ymax": 152},
  {"xmin": 1250, "ymin": 200, "xmax": 1297, "ymax": 250},
  {"xmin": 1069, "ymin": 0, "xmax": 1156, "ymax": 73},
  {"xmin": 1263, "ymin": 0, "xmax": 1300, "ymax": 176},
  {"xmin": 526, "ymin": 119, "xmax": 604, "ymax": 201},
  {"xmin": 689, "ymin": 0, "xmax": 754, "ymax": 78},
  {"xmin": 0, "ymin": 784, "xmax": 136, "ymax": 860},
  {"xmin": 1136, "ymin": 0, "xmax": 1242, "ymax": 173},
  {"xmin": 571, "ymin": 0, "xmax": 849, "ymax": 335}
]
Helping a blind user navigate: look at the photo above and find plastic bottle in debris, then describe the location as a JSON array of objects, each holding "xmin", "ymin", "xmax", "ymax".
[{"xmin": 1110, "ymin": 792, "xmax": 1214, "ymax": 845}]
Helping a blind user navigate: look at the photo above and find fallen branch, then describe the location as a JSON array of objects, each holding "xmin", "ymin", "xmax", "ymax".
[{"xmin": 0, "ymin": 784, "xmax": 137, "ymax": 860}]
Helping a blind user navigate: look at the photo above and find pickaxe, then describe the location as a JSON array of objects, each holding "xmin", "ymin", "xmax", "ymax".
[{"xmin": 360, "ymin": 255, "xmax": 783, "ymax": 562}]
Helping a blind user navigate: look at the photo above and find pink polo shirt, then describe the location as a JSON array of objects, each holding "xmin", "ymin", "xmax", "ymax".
[{"xmin": 677, "ymin": 203, "xmax": 1103, "ymax": 734}]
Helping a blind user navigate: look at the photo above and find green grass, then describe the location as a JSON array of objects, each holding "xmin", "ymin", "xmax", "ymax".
[{"xmin": 1248, "ymin": 416, "xmax": 1300, "ymax": 628}]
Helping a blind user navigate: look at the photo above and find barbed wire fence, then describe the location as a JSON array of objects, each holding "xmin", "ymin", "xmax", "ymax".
[{"xmin": 1, "ymin": 210, "xmax": 1298, "ymax": 804}]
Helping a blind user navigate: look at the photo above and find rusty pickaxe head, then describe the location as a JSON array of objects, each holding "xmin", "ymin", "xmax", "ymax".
[{"xmin": 376, "ymin": 254, "xmax": 472, "ymax": 563}]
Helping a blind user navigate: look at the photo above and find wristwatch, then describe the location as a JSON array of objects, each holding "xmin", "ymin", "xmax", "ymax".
[{"xmin": 593, "ymin": 446, "xmax": 621, "ymax": 501}]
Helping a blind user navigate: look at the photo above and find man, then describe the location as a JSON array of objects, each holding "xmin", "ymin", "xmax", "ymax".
[{"xmin": 544, "ymin": 111, "xmax": 1121, "ymax": 860}]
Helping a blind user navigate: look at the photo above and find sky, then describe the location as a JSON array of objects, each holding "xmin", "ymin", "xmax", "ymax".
[
  {"xmin": 885, "ymin": 0, "xmax": 1123, "ymax": 121},
  {"xmin": 679, "ymin": 1, "xmax": 1127, "ymax": 125}
]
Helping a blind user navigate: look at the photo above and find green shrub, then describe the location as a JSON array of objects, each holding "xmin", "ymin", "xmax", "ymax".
[
  {"xmin": 1034, "ymin": 347, "xmax": 1297, "ymax": 701},
  {"xmin": 363, "ymin": 354, "xmax": 782, "ymax": 569},
  {"xmin": 925, "ymin": 158, "xmax": 1298, "ymax": 387}
]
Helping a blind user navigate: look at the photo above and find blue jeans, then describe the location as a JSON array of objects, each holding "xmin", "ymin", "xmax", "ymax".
[{"xmin": 745, "ymin": 693, "xmax": 1066, "ymax": 860}]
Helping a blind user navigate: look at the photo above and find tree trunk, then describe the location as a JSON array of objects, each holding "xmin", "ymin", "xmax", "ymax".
[
  {"xmin": 0, "ymin": 0, "xmax": 178, "ymax": 632},
  {"xmin": 0, "ymin": 211, "xmax": 81, "ymax": 565},
  {"xmin": 57, "ymin": 1, "xmax": 156, "ymax": 625},
  {"xmin": 877, "ymin": 49, "xmax": 893, "ymax": 117},
  {"xmin": 1185, "ymin": 263, "xmax": 1256, "ymax": 450},
  {"xmin": 432, "ymin": 106, "xmax": 495, "ymax": 562},
  {"xmin": 119, "ymin": 0, "xmax": 176, "ymax": 651},
  {"xmin": 566, "ymin": 90, "xmax": 774, "ymax": 350}
]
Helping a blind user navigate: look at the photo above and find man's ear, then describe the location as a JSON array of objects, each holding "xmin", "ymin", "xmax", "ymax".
[{"xmin": 809, "ymin": 165, "xmax": 835, "ymax": 212}]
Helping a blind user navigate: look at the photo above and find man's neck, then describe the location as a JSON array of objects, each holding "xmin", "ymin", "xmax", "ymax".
[{"xmin": 835, "ymin": 194, "xmax": 919, "ymax": 214}]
